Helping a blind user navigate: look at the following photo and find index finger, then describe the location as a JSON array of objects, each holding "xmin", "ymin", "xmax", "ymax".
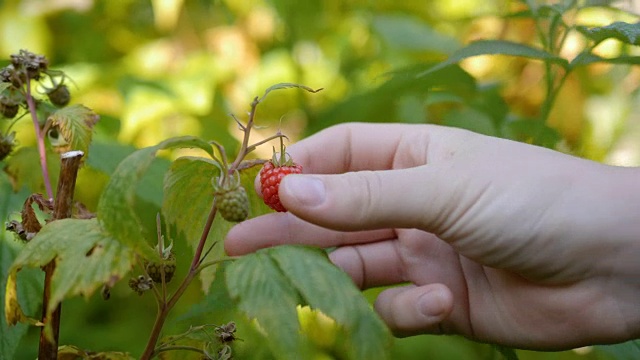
[{"xmin": 288, "ymin": 123, "xmax": 477, "ymax": 174}]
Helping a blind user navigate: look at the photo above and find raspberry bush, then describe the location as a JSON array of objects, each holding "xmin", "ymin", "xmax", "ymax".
[
  {"xmin": 0, "ymin": 60, "xmax": 393, "ymax": 360},
  {"xmin": 2, "ymin": 2, "xmax": 640, "ymax": 360}
]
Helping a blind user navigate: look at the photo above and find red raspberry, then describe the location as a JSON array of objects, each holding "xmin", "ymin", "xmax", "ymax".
[{"xmin": 259, "ymin": 160, "xmax": 302, "ymax": 212}]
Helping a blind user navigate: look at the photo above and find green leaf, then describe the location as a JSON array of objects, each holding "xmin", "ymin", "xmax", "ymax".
[
  {"xmin": 258, "ymin": 83, "xmax": 323, "ymax": 103},
  {"xmin": 372, "ymin": 14, "xmax": 460, "ymax": 54},
  {"xmin": 226, "ymin": 249, "xmax": 304, "ymax": 359},
  {"xmin": 311, "ymin": 63, "xmax": 476, "ymax": 133},
  {"xmin": 492, "ymin": 344, "xmax": 519, "ymax": 360},
  {"xmin": 226, "ymin": 246, "xmax": 392, "ymax": 360},
  {"xmin": 46, "ymin": 104, "xmax": 99, "ymax": 155},
  {"xmin": 418, "ymin": 40, "xmax": 569, "ymax": 78},
  {"xmin": 1, "ymin": 211, "xmax": 44, "ymax": 359},
  {"xmin": 577, "ymin": 22, "xmax": 640, "ymax": 45},
  {"xmin": 597, "ymin": 340, "xmax": 640, "ymax": 360},
  {"xmin": 162, "ymin": 156, "xmax": 220, "ymax": 290},
  {"xmin": 442, "ymin": 107, "xmax": 498, "ymax": 137},
  {"xmin": 270, "ymin": 246, "xmax": 392, "ymax": 360},
  {"xmin": 5, "ymin": 218, "xmax": 134, "ymax": 333},
  {"xmin": 163, "ymin": 159, "xmax": 270, "ymax": 291},
  {"xmin": 501, "ymin": 118, "xmax": 561, "ymax": 148},
  {"xmin": 97, "ymin": 136, "xmax": 213, "ymax": 259},
  {"xmin": 57, "ymin": 345, "xmax": 136, "ymax": 360},
  {"xmin": 3, "ymin": 146, "xmax": 60, "ymax": 193},
  {"xmin": 88, "ymin": 141, "xmax": 171, "ymax": 208},
  {"xmin": 0, "ymin": 179, "xmax": 42, "ymax": 360},
  {"xmin": 570, "ymin": 52, "xmax": 640, "ymax": 67}
]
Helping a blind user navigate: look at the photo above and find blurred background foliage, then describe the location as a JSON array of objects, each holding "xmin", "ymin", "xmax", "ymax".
[{"xmin": 1, "ymin": 0, "xmax": 639, "ymax": 359}]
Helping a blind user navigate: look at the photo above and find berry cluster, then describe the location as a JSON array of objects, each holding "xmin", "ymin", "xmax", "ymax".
[{"xmin": 0, "ymin": 50, "xmax": 73, "ymax": 162}]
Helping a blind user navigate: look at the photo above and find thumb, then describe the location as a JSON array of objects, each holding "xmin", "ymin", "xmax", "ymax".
[
  {"xmin": 279, "ymin": 167, "xmax": 452, "ymax": 232},
  {"xmin": 374, "ymin": 284, "xmax": 453, "ymax": 336}
]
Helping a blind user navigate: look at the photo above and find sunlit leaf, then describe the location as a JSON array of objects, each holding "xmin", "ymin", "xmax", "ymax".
[
  {"xmin": 570, "ymin": 52, "xmax": 640, "ymax": 67},
  {"xmin": 418, "ymin": 40, "xmax": 569, "ymax": 78},
  {"xmin": 5, "ymin": 218, "xmax": 134, "ymax": 335},
  {"xmin": 577, "ymin": 22, "xmax": 640, "ymax": 45},
  {"xmin": 226, "ymin": 246, "xmax": 392, "ymax": 360},
  {"xmin": 57, "ymin": 345, "xmax": 136, "ymax": 360},
  {"xmin": 97, "ymin": 136, "xmax": 213, "ymax": 259},
  {"xmin": 258, "ymin": 83, "xmax": 323, "ymax": 103},
  {"xmin": 46, "ymin": 104, "xmax": 99, "ymax": 155}
]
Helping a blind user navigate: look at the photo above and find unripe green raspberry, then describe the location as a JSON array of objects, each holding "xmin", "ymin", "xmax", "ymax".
[
  {"xmin": 0, "ymin": 102, "xmax": 18, "ymax": 118},
  {"xmin": 47, "ymin": 84, "xmax": 70, "ymax": 107},
  {"xmin": 0, "ymin": 132, "xmax": 15, "ymax": 161},
  {"xmin": 216, "ymin": 186, "xmax": 249, "ymax": 222},
  {"xmin": 145, "ymin": 252, "xmax": 176, "ymax": 283}
]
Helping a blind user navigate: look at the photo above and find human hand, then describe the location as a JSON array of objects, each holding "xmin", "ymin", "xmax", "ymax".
[{"xmin": 225, "ymin": 123, "xmax": 640, "ymax": 350}]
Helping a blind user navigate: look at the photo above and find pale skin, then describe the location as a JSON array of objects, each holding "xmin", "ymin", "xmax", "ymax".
[{"xmin": 225, "ymin": 123, "xmax": 640, "ymax": 350}]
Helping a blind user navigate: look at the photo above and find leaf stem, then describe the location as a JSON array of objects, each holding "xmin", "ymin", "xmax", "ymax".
[
  {"xmin": 25, "ymin": 77, "xmax": 54, "ymax": 201},
  {"xmin": 228, "ymin": 97, "xmax": 260, "ymax": 172},
  {"xmin": 140, "ymin": 201, "xmax": 219, "ymax": 360},
  {"xmin": 151, "ymin": 345, "xmax": 207, "ymax": 358}
]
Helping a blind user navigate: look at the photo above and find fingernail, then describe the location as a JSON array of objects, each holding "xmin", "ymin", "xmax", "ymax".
[
  {"xmin": 417, "ymin": 291, "xmax": 445, "ymax": 319},
  {"xmin": 282, "ymin": 175, "xmax": 326, "ymax": 207}
]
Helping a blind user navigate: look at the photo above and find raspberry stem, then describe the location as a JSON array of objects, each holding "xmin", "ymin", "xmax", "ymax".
[{"xmin": 25, "ymin": 76, "xmax": 54, "ymax": 201}]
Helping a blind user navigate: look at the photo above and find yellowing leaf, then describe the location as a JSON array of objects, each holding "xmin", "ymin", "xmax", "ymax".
[
  {"xmin": 3, "ymin": 273, "xmax": 26, "ymax": 326},
  {"xmin": 46, "ymin": 104, "xmax": 99, "ymax": 155},
  {"xmin": 4, "ymin": 218, "xmax": 135, "ymax": 333}
]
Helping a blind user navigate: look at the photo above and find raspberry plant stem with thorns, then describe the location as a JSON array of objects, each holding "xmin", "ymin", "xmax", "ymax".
[{"xmin": 139, "ymin": 84, "xmax": 321, "ymax": 360}]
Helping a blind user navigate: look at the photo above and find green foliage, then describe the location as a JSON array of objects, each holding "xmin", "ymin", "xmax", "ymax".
[
  {"xmin": 597, "ymin": 340, "xmax": 640, "ymax": 360},
  {"xmin": 577, "ymin": 22, "xmax": 640, "ymax": 45},
  {"xmin": 372, "ymin": 14, "xmax": 460, "ymax": 54},
  {"xmin": 57, "ymin": 345, "xmax": 135, "ymax": 360},
  {"xmin": 46, "ymin": 104, "xmax": 99, "ymax": 155},
  {"xmin": 97, "ymin": 136, "xmax": 214, "ymax": 260},
  {"xmin": 0, "ymin": 181, "xmax": 44, "ymax": 360},
  {"xmin": 4, "ymin": 218, "xmax": 134, "ymax": 333},
  {"xmin": 226, "ymin": 245, "xmax": 392, "ymax": 360},
  {"xmin": 1, "ymin": 0, "xmax": 639, "ymax": 359},
  {"xmin": 419, "ymin": 40, "xmax": 569, "ymax": 77}
]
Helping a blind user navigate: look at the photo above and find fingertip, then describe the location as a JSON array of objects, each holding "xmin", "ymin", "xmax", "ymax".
[
  {"xmin": 224, "ymin": 223, "xmax": 247, "ymax": 256},
  {"xmin": 254, "ymin": 174, "xmax": 263, "ymax": 199},
  {"xmin": 375, "ymin": 284, "xmax": 453, "ymax": 336}
]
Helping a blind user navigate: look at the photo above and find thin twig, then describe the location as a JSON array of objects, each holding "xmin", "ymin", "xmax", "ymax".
[
  {"xmin": 151, "ymin": 345, "xmax": 207, "ymax": 358},
  {"xmin": 25, "ymin": 77, "xmax": 54, "ymax": 201}
]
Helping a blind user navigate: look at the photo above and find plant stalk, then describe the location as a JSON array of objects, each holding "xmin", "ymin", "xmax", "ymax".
[
  {"xmin": 140, "ymin": 201, "xmax": 219, "ymax": 360},
  {"xmin": 38, "ymin": 150, "xmax": 83, "ymax": 360},
  {"xmin": 25, "ymin": 77, "xmax": 54, "ymax": 201}
]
